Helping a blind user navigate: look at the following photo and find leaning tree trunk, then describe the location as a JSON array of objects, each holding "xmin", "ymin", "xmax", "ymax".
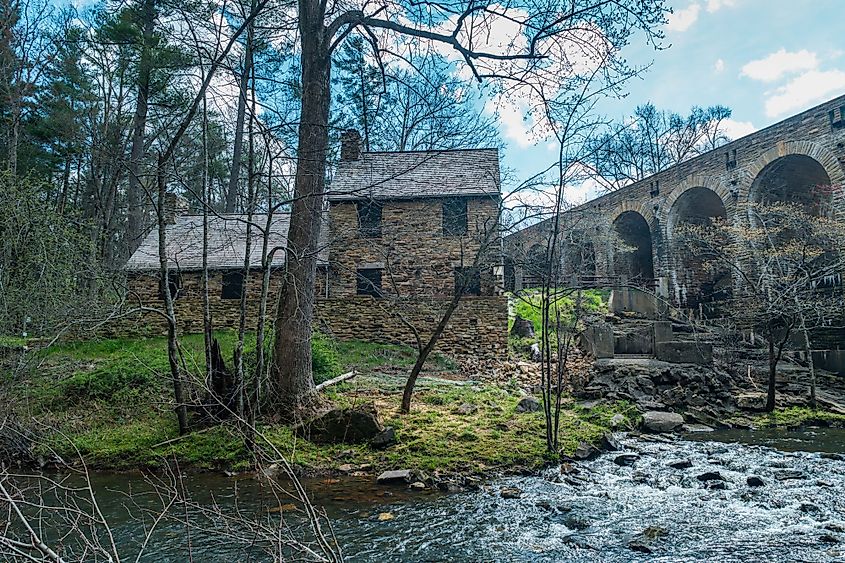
[{"xmin": 271, "ymin": 2, "xmax": 330, "ymax": 412}]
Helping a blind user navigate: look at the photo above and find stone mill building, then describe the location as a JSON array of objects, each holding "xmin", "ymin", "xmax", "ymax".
[{"xmin": 121, "ymin": 130, "xmax": 508, "ymax": 357}]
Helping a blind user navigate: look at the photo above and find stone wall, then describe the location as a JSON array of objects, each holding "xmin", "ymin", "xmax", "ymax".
[
  {"xmin": 327, "ymin": 196, "xmax": 502, "ymax": 297},
  {"xmin": 314, "ymin": 296, "xmax": 508, "ymax": 357},
  {"xmin": 109, "ymin": 270, "xmax": 507, "ymax": 358}
]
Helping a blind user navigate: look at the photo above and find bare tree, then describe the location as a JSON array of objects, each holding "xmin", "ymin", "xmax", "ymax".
[
  {"xmin": 272, "ymin": 0, "xmax": 670, "ymax": 412},
  {"xmin": 676, "ymin": 195, "xmax": 845, "ymax": 411}
]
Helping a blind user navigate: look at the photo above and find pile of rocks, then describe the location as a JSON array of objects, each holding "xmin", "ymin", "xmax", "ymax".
[
  {"xmin": 461, "ymin": 353, "xmax": 592, "ymax": 391},
  {"xmin": 577, "ymin": 358, "xmax": 736, "ymax": 418}
]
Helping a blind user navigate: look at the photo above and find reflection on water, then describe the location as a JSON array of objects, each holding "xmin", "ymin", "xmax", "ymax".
[
  {"xmin": 10, "ymin": 429, "xmax": 845, "ymax": 562},
  {"xmin": 684, "ymin": 426, "xmax": 845, "ymax": 453}
]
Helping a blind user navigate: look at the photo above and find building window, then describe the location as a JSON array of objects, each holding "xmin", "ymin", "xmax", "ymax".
[
  {"xmin": 442, "ymin": 198, "xmax": 468, "ymax": 236},
  {"xmin": 454, "ymin": 266, "xmax": 481, "ymax": 296},
  {"xmin": 357, "ymin": 201, "xmax": 382, "ymax": 238},
  {"xmin": 161, "ymin": 271, "xmax": 182, "ymax": 301},
  {"xmin": 221, "ymin": 270, "xmax": 245, "ymax": 300},
  {"xmin": 356, "ymin": 268, "xmax": 383, "ymax": 297}
]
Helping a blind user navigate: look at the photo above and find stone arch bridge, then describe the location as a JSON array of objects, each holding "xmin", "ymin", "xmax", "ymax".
[{"xmin": 506, "ymin": 94, "xmax": 845, "ymax": 315}]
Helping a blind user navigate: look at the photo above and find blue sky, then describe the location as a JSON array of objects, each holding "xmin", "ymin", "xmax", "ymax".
[{"xmin": 499, "ymin": 0, "xmax": 845, "ymax": 198}]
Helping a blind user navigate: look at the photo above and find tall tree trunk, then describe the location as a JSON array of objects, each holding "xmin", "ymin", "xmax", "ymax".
[
  {"xmin": 224, "ymin": 9, "xmax": 254, "ymax": 213},
  {"xmin": 158, "ymin": 158, "xmax": 188, "ymax": 435},
  {"xmin": 271, "ymin": 1, "xmax": 330, "ymax": 412},
  {"xmin": 127, "ymin": 0, "xmax": 156, "ymax": 254},
  {"xmin": 7, "ymin": 103, "xmax": 19, "ymax": 175},
  {"xmin": 766, "ymin": 338, "xmax": 776, "ymax": 413}
]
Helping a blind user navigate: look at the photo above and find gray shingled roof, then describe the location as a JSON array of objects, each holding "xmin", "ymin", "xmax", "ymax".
[
  {"xmin": 328, "ymin": 148, "xmax": 501, "ymax": 201},
  {"xmin": 125, "ymin": 213, "xmax": 329, "ymax": 271}
]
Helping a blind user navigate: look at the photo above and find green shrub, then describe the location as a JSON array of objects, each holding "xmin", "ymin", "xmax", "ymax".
[{"xmin": 311, "ymin": 333, "xmax": 341, "ymax": 384}]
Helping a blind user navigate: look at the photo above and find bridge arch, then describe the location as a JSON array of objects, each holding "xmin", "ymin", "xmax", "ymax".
[
  {"xmin": 663, "ymin": 175, "xmax": 734, "ymax": 236},
  {"xmin": 743, "ymin": 140, "xmax": 844, "ymax": 216},
  {"xmin": 610, "ymin": 209, "xmax": 655, "ymax": 285},
  {"xmin": 665, "ymin": 186, "xmax": 732, "ymax": 308}
]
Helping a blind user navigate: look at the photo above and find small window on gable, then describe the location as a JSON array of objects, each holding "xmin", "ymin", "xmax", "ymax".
[
  {"xmin": 161, "ymin": 271, "xmax": 182, "ymax": 301},
  {"xmin": 357, "ymin": 200, "xmax": 382, "ymax": 238},
  {"xmin": 454, "ymin": 266, "xmax": 481, "ymax": 296},
  {"xmin": 356, "ymin": 268, "xmax": 383, "ymax": 297},
  {"xmin": 221, "ymin": 270, "xmax": 245, "ymax": 300},
  {"xmin": 442, "ymin": 198, "xmax": 468, "ymax": 236}
]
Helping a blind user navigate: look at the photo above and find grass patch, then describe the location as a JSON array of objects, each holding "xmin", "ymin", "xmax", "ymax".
[
  {"xmin": 510, "ymin": 288, "xmax": 607, "ymax": 336},
  {"xmin": 8, "ymin": 332, "xmax": 622, "ymax": 475},
  {"xmin": 748, "ymin": 407, "xmax": 845, "ymax": 428}
]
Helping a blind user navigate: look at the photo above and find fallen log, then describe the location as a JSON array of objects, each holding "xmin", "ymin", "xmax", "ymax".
[{"xmin": 315, "ymin": 370, "xmax": 357, "ymax": 392}]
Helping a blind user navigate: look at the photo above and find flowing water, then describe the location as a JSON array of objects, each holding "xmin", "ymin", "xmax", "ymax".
[{"xmin": 9, "ymin": 429, "xmax": 845, "ymax": 562}]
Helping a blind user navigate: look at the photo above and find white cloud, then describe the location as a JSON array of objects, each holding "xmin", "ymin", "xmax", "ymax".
[
  {"xmin": 714, "ymin": 58, "xmax": 725, "ymax": 73},
  {"xmin": 706, "ymin": 0, "xmax": 735, "ymax": 12},
  {"xmin": 666, "ymin": 3, "xmax": 701, "ymax": 32},
  {"xmin": 741, "ymin": 49, "xmax": 818, "ymax": 82},
  {"xmin": 497, "ymin": 105, "xmax": 536, "ymax": 148},
  {"xmin": 764, "ymin": 69, "xmax": 845, "ymax": 117},
  {"xmin": 721, "ymin": 118, "xmax": 756, "ymax": 139}
]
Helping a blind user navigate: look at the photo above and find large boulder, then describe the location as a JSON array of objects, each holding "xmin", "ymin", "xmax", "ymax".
[
  {"xmin": 299, "ymin": 404, "xmax": 384, "ymax": 444},
  {"xmin": 516, "ymin": 396, "xmax": 541, "ymax": 413},
  {"xmin": 510, "ymin": 316, "xmax": 535, "ymax": 338},
  {"xmin": 641, "ymin": 411, "xmax": 684, "ymax": 433}
]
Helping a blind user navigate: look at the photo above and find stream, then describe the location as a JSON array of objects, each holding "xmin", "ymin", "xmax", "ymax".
[{"xmin": 10, "ymin": 428, "xmax": 845, "ymax": 562}]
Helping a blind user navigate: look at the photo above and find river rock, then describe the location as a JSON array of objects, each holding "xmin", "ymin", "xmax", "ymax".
[
  {"xmin": 696, "ymin": 471, "xmax": 725, "ymax": 482},
  {"xmin": 820, "ymin": 534, "xmax": 840, "ymax": 544},
  {"xmin": 642, "ymin": 411, "xmax": 684, "ymax": 433},
  {"xmin": 601, "ymin": 432, "xmax": 621, "ymax": 451},
  {"xmin": 300, "ymin": 404, "xmax": 383, "ymax": 444},
  {"xmin": 409, "ymin": 481, "xmax": 426, "ymax": 490},
  {"xmin": 628, "ymin": 526, "xmax": 668, "ymax": 554},
  {"xmin": 609, "ymin": 413, "xmax": 628, "ymax": 429},
  {"xmin": 746, "ymin": 475, "xmax": 765, "ymax": 487},
  {"xmin": 377, "ymin": 469, "xmax": 412, "ymax": 484},
  {"xmin": 773, "ymin": 469, "xmax": 807, "ymax": 481},
  {"xmin": 614, "ymin": 453, "xmax": 640, "ymax": 466},
  {"xmin": 516, "ymin": 396, "xmax": 541, "ymax": 413},
  {"xmin": 735, "ymin": 392, "xmax": 768, "ymax": 411},
  {"xmin": 681, "ymin": 423, "xmax": 715, "ymax": 433},
  {"xmin": 821, "ymin": 453, "xmax": 845, "ymax": 461},
  {"xmin": 573, "ymin": 441, "xmax": 599, "ymax": 461},
  {"xmin": 371, "ymin": 427, "xmax": 396, "ymax": 450},
  {"xmin": 667, "ymin": 459, "xmax": 693, "ymax": 469},
  {"xmin": 500, "ymin": 486, "xmax": 522, "ymax": 499}
]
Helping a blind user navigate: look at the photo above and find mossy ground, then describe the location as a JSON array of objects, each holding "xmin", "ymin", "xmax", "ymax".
[
  {"xmin": 3, "ymin": 333, "xmax": 632, "ymax": 476},
  {"xmin": 744, "ymin": 406, "xmax": 845, "ymax": 429}
]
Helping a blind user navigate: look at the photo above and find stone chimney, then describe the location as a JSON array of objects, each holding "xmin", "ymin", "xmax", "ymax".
[
  {"xmin": 163, "ymin": 192, "xmax": 189, "ymax": 224},
  {"xmin": 340, "ymin": 129, "xmax": 362, "ymax": 161}
]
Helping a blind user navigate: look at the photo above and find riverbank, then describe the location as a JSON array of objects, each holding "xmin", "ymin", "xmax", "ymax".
[{"xmin": 1, "ymin": 333, "xmax": 635, "ymax": 482}]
